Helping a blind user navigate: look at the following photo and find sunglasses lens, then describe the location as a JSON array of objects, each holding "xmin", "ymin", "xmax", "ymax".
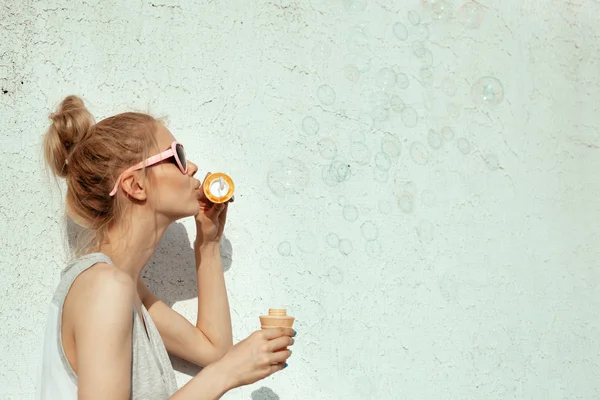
[{"xmin": 176, "ymin": 143, "xmax": 186, "ymax": 171}]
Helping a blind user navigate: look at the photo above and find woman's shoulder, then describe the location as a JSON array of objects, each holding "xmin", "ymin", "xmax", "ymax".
[{"xmin": 66, "ymin": 261, "xmax": 136, "ymax": 326}]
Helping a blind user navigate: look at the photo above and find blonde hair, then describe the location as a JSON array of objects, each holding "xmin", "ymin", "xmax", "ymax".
[{"xmin": 43, "ymin": 95, "xmax": 160, "ymax": 256}]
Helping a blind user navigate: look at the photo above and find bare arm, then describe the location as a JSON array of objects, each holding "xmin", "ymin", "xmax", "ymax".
[
  {"xmin": 74, "ymin": 267, "xmax": 135, "ymax": 399},
  {"xmin": 74, "ymin": 265, "xmax": 233, "ymax": 400},
  {"xmin": 138, "ymin": 241, "xmax": 233, "ymax": 367},
  {"xmin": 138, "ymin": 280, "xmax": 224, "ymax": 367},
  {"xmin": 169, "ymin": 363, "xmax": 231, "ymax": 400},
  {"xmin": 193, "ymin": 240, "xmax": 233, "ymax": 353}
]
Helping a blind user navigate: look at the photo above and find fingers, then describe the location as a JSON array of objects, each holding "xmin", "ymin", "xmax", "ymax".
[
  {"xmin": 205, "ymin": 201, "xmax": 227, "ymax": 218},
  {"xmin": 269, "ymin": 348, "xmax": 292, "ymax": 365},
  {"xmin": 268, "ymin": 362, "xmax": 287, "ymax": 376},
  {"xmin": 261, "ymin": 327, "xmax": 295, "ymax": 340},
  {"xmin": 267, "ymin": 335, "xmax": 294, "ymax": 352},
  {"xmin": 196, "ymin": 172, "xmax": 214, "ymax": 204}
]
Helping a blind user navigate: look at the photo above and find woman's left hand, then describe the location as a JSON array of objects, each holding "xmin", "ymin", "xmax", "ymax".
[{"xmin": 195, "ymin": 172, "xmax": 233, "ymax": 246}]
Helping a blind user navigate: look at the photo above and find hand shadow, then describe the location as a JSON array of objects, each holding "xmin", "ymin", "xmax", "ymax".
[
  {"xmin": 251, "ymin": 387, "xmax": 280, "ymax": 400},
  {"xmin": 142, "ymin": 221, "xmax": 233, "ymax": 307},
  {"xmin": 143, "ymin": 221, "xmax": 234, "ymax": 377}
]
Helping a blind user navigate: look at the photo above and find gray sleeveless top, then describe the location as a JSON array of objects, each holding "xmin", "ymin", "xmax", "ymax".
[{"xmin": 52, "ymin": 252, "xmax": 178, "ymax": 399}]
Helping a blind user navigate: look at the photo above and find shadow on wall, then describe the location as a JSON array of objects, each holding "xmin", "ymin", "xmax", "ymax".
[
  {"xmin": 143, "ymin": 221, "xmax": 233, "ymax": 307},
  {"xmin": 67, "ymin": 219, "xmax": 235, "ymax": 378},
  {"xmin": 67, "ymin": 220, "xmax": 233, "ymax": 307},
  {"xmin": 251, "ymin": 387, "xmax": 280, "ymax": 400},
  {"xmin": 144, "ymin": 222, "xmax": 234, "ymax": 377}
]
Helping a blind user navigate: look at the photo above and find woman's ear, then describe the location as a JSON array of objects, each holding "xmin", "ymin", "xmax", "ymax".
[{"xmin": 120, "ymin": 171, "xmax": 147, "ymax": 201}]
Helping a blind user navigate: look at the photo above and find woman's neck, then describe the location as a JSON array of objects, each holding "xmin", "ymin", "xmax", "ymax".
[{"xmin": 99, "ymin": 209, "xmax": 170, "ymax": 283}]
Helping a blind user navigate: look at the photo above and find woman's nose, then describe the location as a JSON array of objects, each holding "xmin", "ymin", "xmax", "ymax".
[{"xmin": 187, "ymin": 161, "xmax": 199, "ymax": 176}]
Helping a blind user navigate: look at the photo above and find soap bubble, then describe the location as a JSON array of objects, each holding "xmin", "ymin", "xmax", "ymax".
[
  {"xmin": 421, "ymin": 190, "xmax": 436, "ymax": 207},
  {"xmin": 427, "ymin": 129, "xmax": 443, "ymax": 149},
  {"xmin": 413, "ymin": 47, "xmax": 433, "ymax": 67},
  {"xmin": 343, "ymin": 0, "xmax": 366, "ymax": 12},
  {"xmin": 358, "ymin": 114, "xmax": 374, "ymax": 132},
  {"xmin": 401, "ymin": 106, "xmax": 418, "ymax": 127},
  {"xmin": 439, "ymin": 269, "xmax": 458, "ymax": 302},
  {"xmin": 393, "ymin": 22, "xmax": 408, "ymax": 40},
  {"xmin": 430, "ymin": 0, "xmax": 452, "ymax": 20},
  {"xmin": 354, "ymin": 53, "xmax": 372, "ymax": 72},
  {"xmin": 368, "ymin": 89, "xmax": 388, "ymax": 109},
  {"xmin": 267, "ymin": 158, "xmax": 309, "ymax": 197},
  {"xmin": 374, "ymin": 151, "xmax": 392, "ymax": 171},
  {"xmin": 397, "ymin": 192, "xmax": 415, "ymax": 213},
  {"xmin": 318, "ymin": 138, "xmax": 338, "ymax": 159},
  {"xmin": 322, "ymin": 158, "xmax": 351, "ymax": 185},
  {"xmin": 327, "ymin": 267, "xmax": 344, "ymax": 284},
  {"xmin": 441, "ymin": 126, "xmax": 454, "ymax": 141},
  {"xmin": 376, "ymin": 67, "xmax": 397, "ymax": 91},
  {"xmin": 397, "ymin": 72, "xmax": 409, "ymax": 89},
  {"xmin": 344, "ymin": 64, "xmax": 361, "ymax": 82},
  {"xmin": 311, "ymin": 41, "xmax": 332, "ymax": 62},
  {"xmin": 441, "ymin": 77, "xmax": 457, "ymax": 96},
  {"xmin": 389, "ymin": 95, "xmax": 405, "ymax": 113},
  {"xmin": 301, "ymin": 116, "xmax": 319, "ymax": 136},
  {"xmin": 381, "ymin": 133, "xmax": 402, "ymax": 158},
  {"xmin": 413, "ymin": 102, "xmax": 431, "ymax": 119},
  {"xmin": 407, "ymin": 10, "xmax": 420, "ymax": 25},
  {"xmin": 416, "ymin": 219, "xmax": 434, "ymax": 243},
  {"xmin": 457, "ymin": 2, "xmax": 484, "ymax": 28},
  {"xmin": 350, "ymin": 142, "xmax": 371, "ymax": 165},
  {"xmin": 317, "ymin": 84, "xmax": 336, "ymax": 105},
  {"xmin": 419, "ymin": 67, "xmax": 434, "ymax": 86},
  {"xmin": 259, "ymin": 257, "xmax": 273, "ymax": 270},
  {"xmin": 372, "ymin": 107, "xmax": 390, "ymax": 122},
  {"xmin": 411, "ymin": 40, "xmax": 425, "ymax": 52},
  {"xmin": 471, "ymin": 76, "xmax": 504, "ymax": 108},
  {"xmin": 348, "ymin": 128, "xmax": 366, "ymax": 143},
  {"xmin": 410, "ymin": 24, "xmax": 430, "ymax": 40},
  {"xmin": 360, "ymin": 221, "xmax": 379, "ymax": 241},
  {"xmin": 365, "ymin": 240, "xmax": 382, "ymax": 258},
  {"xmin": 398, "ymin": 180, "xmax": 417, "ymax": 194},
  {"xmin": 278, "ymin": 241, "xmax": 292, "ymax": 256},
  {"xmin": 339, "ymin": 239, "xmax": 353, "ymax": 255},
  {"xmin": 347, "ymin": 27, "xmax": 369, "ymax": 53},
  {"xmin": 373, "ymin": 167, "xmax": 389, "ymax": 182},
  {"xmin": 447, "ymin": 102, "xmax": 461, "ymax": 118},
  {"xmin": 326, "ymin": 233, "xmax": 340, "ymax": 248},
  {"xmin": 296, "ymin": 231, "xmax": 317, "ymax": 253},
  {"xmin": 410, "ymin": 141, "xmax": 430, "ymax": 165},
  {"xmin": 484, "ymin": 153, "xmax": 501, "ymax": 170},
  {"xmin": 343, "ymin": 205, "xmax": 358, "ymax": 222},
  {"xmin": 457, "ymin": 138, "xmax": 471, "ymax": 154}
]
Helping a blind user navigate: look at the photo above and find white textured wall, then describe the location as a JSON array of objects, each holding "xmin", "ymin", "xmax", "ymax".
[{"xmin": 1, "ymin": 0, "xmax": 599, "ymax": 398}]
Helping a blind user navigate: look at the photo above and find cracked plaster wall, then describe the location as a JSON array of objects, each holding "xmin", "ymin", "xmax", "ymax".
[{"xmin": 1, "ymin": 0, "xmax": 599, "ymax": 399}]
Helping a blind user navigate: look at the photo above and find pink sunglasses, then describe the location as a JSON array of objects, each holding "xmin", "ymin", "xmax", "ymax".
[{"xmin": 109, "ymin": 141, "xmax": 188, "ymax": 196}]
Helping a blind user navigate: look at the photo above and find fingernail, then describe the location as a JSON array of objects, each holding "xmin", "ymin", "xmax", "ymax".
[
  {"xmin": 293, "ymin": 330, "xmax": 297, "ymax": 337},
  {"xmin": 284, "ymin": 363, "xmax": 288, "ymax": 368},
  {"xmin": 289, "ymin": 350, "xmax": 293, "ymax": 355}
]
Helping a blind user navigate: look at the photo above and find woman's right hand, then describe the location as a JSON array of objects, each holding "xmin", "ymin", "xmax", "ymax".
[{"xmin": 215, "ymin": 327, "xmax": 295, "ymax": 389}]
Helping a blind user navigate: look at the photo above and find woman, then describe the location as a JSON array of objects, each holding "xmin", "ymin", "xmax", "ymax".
[{"xmin": 37, "ymin": 95, "xmax": 295, "ymax": 399}]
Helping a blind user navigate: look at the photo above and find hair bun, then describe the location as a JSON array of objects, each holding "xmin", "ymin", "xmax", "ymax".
[{"xmin": 43, "ymin": 95, "xmax": 95, "ymax": 178}]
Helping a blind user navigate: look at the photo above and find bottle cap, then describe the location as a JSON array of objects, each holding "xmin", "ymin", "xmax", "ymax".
[
  {"xmin": 203, "ymin": 172, "xmax": 234, "ymax": 203},
  {"xmin": 259, "ymin": 308, "xmax": 295, "ymax": 329}
]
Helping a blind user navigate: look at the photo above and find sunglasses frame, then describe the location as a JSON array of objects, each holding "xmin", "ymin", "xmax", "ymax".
[{"xmin": 109, "ymin": 141, "xmax": 187, "ymax": 197}]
